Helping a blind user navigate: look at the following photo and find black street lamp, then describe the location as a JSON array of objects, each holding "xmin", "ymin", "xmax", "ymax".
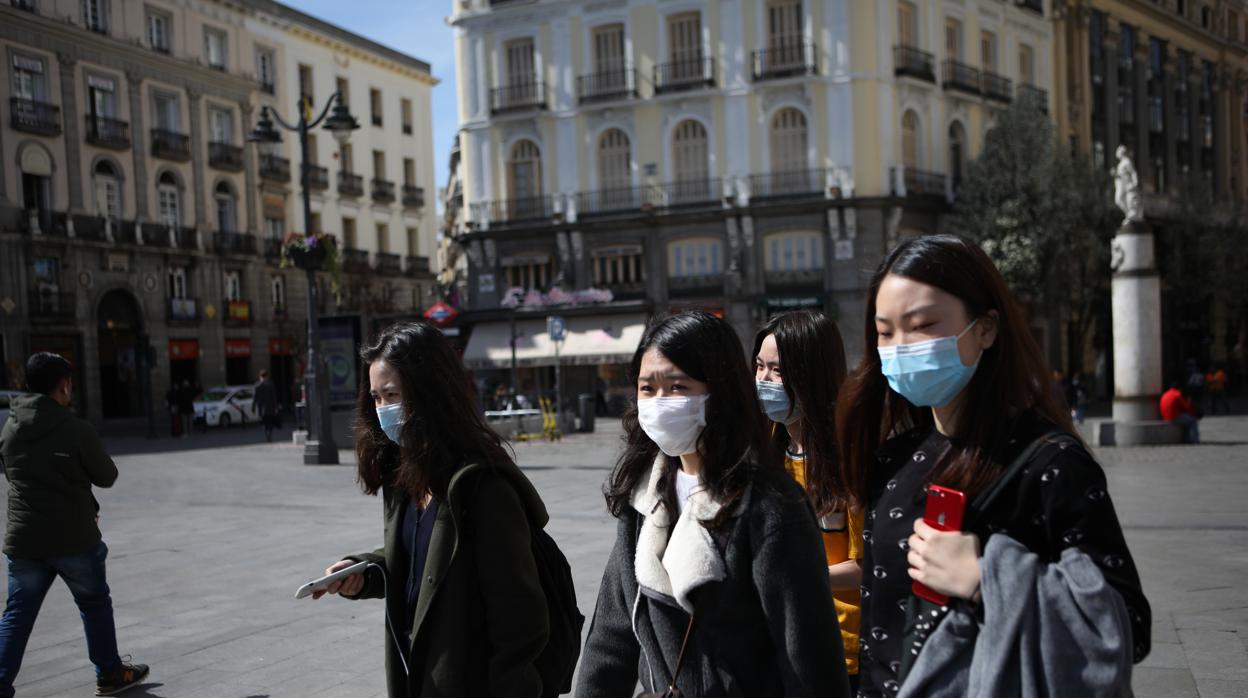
[{"xmin": 249, "ymin": 93, "xmax": 359, "ymax": 465}]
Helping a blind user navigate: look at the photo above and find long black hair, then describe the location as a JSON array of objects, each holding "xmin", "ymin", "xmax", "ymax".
[
  {"xmin": 752, "ymin": 310, "xmax": 849, "ymax": 517},
  {"xmin": 836, "ymin": 234, "xmax": 1073, "ymax": 508},
  {"xmin": 604, "ymin": 311, "xmax": 778, "ymax": 529},
  {"xmin": 355, "ymin": 321, "xmax": 513, "ymax": 500}
]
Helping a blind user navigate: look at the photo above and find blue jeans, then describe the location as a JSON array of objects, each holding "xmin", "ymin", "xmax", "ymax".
[
  {"xmin": 0, "ymin": 541, "xmax": 121, "ymax": 696},
  {"xmin": 1173, "ymin": 413, "xmax": 1200, "ymax": 444}
]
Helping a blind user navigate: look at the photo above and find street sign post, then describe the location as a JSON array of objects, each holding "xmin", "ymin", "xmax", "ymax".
[{"xmin": 547, "ymin": 316, "xmax": 565, "ymax": 429}]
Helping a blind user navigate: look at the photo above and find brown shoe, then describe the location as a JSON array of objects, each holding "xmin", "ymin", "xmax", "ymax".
[{"xmin": 95, "ymin": 660, "xmax": 150, "ymax": 696}]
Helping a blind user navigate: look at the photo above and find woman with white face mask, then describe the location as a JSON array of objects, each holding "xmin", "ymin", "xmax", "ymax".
[
  {"xmin": 752, "ymin": 310, "xmax": 864, "ymax": 692},
  {"xmin": 836, "ymin": 236, "xmax": 1150, "ymax": 697},
  {"xmin": 312, "ymin": 322, "xmax": 553, "ymax": 698},
  {"xmin": 577, "ymin": 311, "xmax": 851, "ymax": 698}
]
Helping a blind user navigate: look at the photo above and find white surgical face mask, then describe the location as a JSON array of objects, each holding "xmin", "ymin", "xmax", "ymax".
[{"xmin": 636, "ymin": 394, "xmax": 709, "ymax": 457}]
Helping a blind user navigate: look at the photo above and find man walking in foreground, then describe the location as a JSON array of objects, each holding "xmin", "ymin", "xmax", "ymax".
[
  {"xmin": 0, "ymin": 353, "xmax": 149, "ymax": 696},
  {"xmin": 253, "ymin": 369, "xmax": 279, "ymax": 442}
]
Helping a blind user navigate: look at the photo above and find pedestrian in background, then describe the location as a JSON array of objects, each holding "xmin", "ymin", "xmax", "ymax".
[
  {"xmin": 314, "ymin": 322, "xmax": 553, "ymax": 698},
  {"xmin": 1160, "ymin": 382, "xmax": 1201, "ymax": 444},
  {"xmin": 164, "ymin": 384, "xmax": 181, "ymax": 438},
  {"xmin": 176, "ymin": 380, "xmax": 195, "ymax": 437},
  {"xmin": 836, "ymin": 235, "xmax": 1149, "ymax": 696},
  {"xmin": 1205, "ymin": 363, "xmax": 1229, "ymax": 415},
  {"xmin": 0, "ymin": 353, "xmax": 149, "ymax": 696},
  {"xmin": 577, "ymin": 311, "xmax": 850, "ymax": 698},
  {"xmin": 753, "ymin": 310, "xmax": 864, "ymax": 692},
  {"xmin": 254, "ymin": 370, "xmax": 279, "ymax": 442}
]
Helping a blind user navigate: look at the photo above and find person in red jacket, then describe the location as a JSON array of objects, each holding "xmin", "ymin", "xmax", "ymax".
[{"xmin": 1160, "ymin": 383, "xmax": 1200, "ymax": 444}]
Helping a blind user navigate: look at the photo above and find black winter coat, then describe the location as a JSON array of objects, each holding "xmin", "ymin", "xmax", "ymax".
[
  {"xmin": 576, "ymin": 459, "xmax": 851, "ymax": 698},
  {"xmin": 0, "ymin": 393, "xmax": 118, "ymax": 559}
]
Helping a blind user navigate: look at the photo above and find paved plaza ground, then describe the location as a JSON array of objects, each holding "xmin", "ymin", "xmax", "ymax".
[{"xmin": 1, "ymin": 415, "xmax": 1246, "ymax": 697}]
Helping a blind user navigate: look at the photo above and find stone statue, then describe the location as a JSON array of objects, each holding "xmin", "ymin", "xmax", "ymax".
[{"xmin": 1112, "ymin": 145, "xmax": 1144, "ymax": 224}]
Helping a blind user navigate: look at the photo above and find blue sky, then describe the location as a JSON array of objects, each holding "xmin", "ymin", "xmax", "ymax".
[{"xmin": 292, "ymin": 0, "xmax": 458, "ymax": 204}]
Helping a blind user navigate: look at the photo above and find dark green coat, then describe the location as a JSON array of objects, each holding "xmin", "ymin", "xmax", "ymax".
[
  {"xmin": 344, "ymin": 460, "xmax": 551, "ymax": 698},
  {"xmin": 0, "ymin": 393, "xmax": 118, "ymax": 559}
]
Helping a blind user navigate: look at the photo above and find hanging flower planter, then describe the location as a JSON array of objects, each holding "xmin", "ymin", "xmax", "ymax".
[{"xmin": 280, "ymin": 231, "xmax": 342, "ymax": 294}]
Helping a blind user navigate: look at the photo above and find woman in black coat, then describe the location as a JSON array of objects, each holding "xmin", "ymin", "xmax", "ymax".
[
  {"xmin": 314, "ymin": 322, "xmax": 550, "ymax": 698},
  {"xmin": 576, "ymin": 312, "xmax": 851, "ymax": 698}
]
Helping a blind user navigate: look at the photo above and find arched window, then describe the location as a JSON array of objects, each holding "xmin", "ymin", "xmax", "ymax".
[
  {"xmin": 901, "ymin": 110, "xmax": 920, "ymax": 169},
  {"xmin": 769, "ymin": 107, "xmax": 809, "ymax": 193},
  {"xmin": 672, "ymin": 119, "xmax": 709, "ymax": 202},
  {"xmin": 157, "ymin": 171, "xmax": 180, "ymax": 228},
  {"xmin": 598, "ymin": 129, "xmax": 632, "ymax": 209},
  {"xmin": 948, "ymin": 121, "xmax": 966, "ymax": 190},
  {"xmin": 92, "ymin": 160, "xmax": 121, "ymax": 221},
  {"xmin": 507, "ymin": 139, "xmax": 543, "ymax": 219},
  {"xmin": 20, "ymin": 144, "xmax": 54, "ymax": 231},
  {"xmin": 214, "ymin": 181, "xmax": 236, "ymax": 233}
]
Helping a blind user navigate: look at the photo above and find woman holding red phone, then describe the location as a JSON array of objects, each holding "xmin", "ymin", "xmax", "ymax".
[{"xmin": 836, "ymin": 235, "xmax": 1150, "ymax": 696}]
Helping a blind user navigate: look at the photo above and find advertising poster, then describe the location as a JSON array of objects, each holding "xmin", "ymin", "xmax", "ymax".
[{"xmin": 320, "ymin": 317, "xmax": 359, "ymax": 404}]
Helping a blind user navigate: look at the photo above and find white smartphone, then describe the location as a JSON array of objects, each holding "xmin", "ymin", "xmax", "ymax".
[{"xmin": 294, "ymin": 560, "xmax": 370, "ymax": 599}]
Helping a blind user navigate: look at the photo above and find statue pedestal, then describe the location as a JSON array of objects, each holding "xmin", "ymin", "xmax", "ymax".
[{"xmin": 1101, "ymin": 219, "xmax": 1181, "ymax": 446}]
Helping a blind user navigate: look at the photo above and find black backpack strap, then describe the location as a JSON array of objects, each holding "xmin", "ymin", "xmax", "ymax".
[{"xmin": 969, "ymin": 430, "xmax": 1070, "ymax": 522}]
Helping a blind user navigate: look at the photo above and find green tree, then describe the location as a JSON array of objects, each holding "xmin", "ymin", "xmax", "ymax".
[{"xmin": 951, "ymin": 90, "xmax": 1117, "ymax": 371}]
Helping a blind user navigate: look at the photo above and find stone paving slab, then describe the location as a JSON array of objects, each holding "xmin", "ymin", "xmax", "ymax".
[{"xmin": 1, "ymin": 416, "xmax": 1246, "ymax": 696}]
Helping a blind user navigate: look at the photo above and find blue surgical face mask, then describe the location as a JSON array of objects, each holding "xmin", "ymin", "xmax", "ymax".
[
  {"xmin": 376, "ymin": 402, "xmax": 405, "ymax": 444},
  {"xmin": 756, "ymin": 380, "xmax": 799, "ymax": 425},
  {"xmin": 878, "ymin": 319, "xmax": 981, "ymax": 408}
]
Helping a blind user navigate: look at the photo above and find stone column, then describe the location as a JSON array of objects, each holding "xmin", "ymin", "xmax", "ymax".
[
  {"xmin": 1102, "ymin": 30, "xmax": 1120, "ymax": 156},
  {"xmin": 187, "ymin": 89, "xmax": 208, "ymax": 241},
  {"xmin": 57, "ymin": 53, "xmax": 85, "ymax": 214},
  {"xmin": 1110, "ymin": 218, "xmax": 1163, "ymax": 441},
  {"xmin": 127, "ymin": 72, "xmax": 149, "ymax": 225},
  {"xmin": 241, "ymin": 102, "xmax": 258, "ymax": 234}
]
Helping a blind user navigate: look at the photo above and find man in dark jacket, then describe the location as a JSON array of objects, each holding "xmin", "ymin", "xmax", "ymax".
[
  {"xmin": 253, "ymin": 370, "xmax": 279, "ymax": 442},
  {"xmin": 0, "ymin": 353, "xmax": 149, "ymax": 696}
]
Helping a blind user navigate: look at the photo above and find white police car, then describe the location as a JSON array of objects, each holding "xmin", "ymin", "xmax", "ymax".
[{"xmin": 193, "ymin": 385, "xmax": 258, "ymax": 428}]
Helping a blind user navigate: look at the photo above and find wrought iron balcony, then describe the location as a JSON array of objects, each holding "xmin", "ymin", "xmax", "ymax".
[
  {"xmin": 764, "ymin": 269, "xmax": 824, "ymax": 289},
  {"xmin": 114, "ymin": 220, "xmax": 138, "ymax": 244},
  {"xmin": 654, "ymin": 58, "xmax": 715, "ymax": 94},
  {"xmin": 84, "ymin": 115, "xmax": 130, "ymax": 149},
  {"xmin": 174, "ymin": 226, "xmax": 198, "ymax": 250},
  {"xmin": 982, "ymin": 71, "xmax": 1013, "ymax": 102},
  {"xmin": 371, "ymin": 178, "xmax": 396, "ymax": 203},
  {"xmin": 577, "ymin": 69, "xmax": 638, "ymax": 104},
  {"xmin": 263, "ymin": 237, "xmax": 283, "ymax": 260},
  {"xmin": 376, "ymin": 252, "xmax": 402, "ymax": 275},
  {"xmin": 405, "ymin": 255, "xmax": 431, "ymax": 276},
  {"xmin": 660, "ymin": 178, "xmax": 722, "ymax": 207},
  {"xmin": 337, "ymin": 171, "xmax": 363, "ymax": 197},
  {"xmin": 214, "ymin": 230, "xmax": 257, "ymax": 255},
  {"xmin": 1017, "ymin": 84, "xmax": 1049, "ymax": 112},
  {"xmin": 473, "ymin": 196, "xmax": 555, "ymax": 224},
  {"xmin": 903, "ymin": 167, "xmax": 948, "ymax": 197},
  {"xmin": 752, "ymin": 42, "xmax": 817, "ymax": 81},
  {"xmin": 749, "ymin": 169, "xmax": 827, "ymax": 200},
  {"xmin": 259, "ymin": 154, "xmax": 290, "ymax": 182},
  {"xmin": 29, "ymin": 290, "xmax": 76, "ymax": 324},
  {"xmin": 304, "ymin": 164, "xmax": 329, "ymax": 191},
  {"xmin": 140, "ymin": 223, "xmax": 171, "ymax": 247},
  {"xmin": 490, "ymin": 81, "xmax": 546, "ymax": 114},
  {"xmin": 342, "ymin": 248, "xmax": 371, "ymax": 272},
  {"xmin": 894, "ymin": 46, "xmax": 936, "ymax": 83},
  {"xmin": 72, "ymin": 215, "xmax": 108, "ymax": 241},
  {"xmin": 10, "ymin": 98, "xmax": 61, "ymax": 136},
  {"xmin": 151, "ymin": 129, "xmax": 191, "ymax": 161},
  {"xmin": 574, "ymin": 179, "xmax": 724, "ymax": 218},
  {"xmin": 402, "ymin": 185, "xmax": 425, "ymax": 209},
  {"xmin": 942, "ymin": 60, "xmax": 981, "ymax": 95},
  {"xmin": 208, "ymin": 142, "xmax": 244, "ymax": 171}
]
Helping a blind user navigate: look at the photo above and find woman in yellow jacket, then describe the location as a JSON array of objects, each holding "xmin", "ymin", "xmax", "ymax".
[{"xmin": 753, "ymin": 310, "xmax": 863, "ymax": 692}]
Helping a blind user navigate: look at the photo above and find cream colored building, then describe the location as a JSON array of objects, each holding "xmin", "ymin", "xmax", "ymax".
[
  {"xmin": 448, "ymin": 0, "xmax": 1052, "ymax": 398},
  {"xmin": 0, "ymin": 0, "xmax": 437, "ymax": 424}
]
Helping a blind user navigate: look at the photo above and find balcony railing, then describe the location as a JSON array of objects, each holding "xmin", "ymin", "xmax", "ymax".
[
  {"xmin": 402, "ymin": 185, "xmax": 425, "ymax": 209},
  {"xmin": 654, "ymin": 58, "xmax": 715, "ymax": 93},
  {"xmin": 575, "ymin": 180, "xmax": 723, "ymax": 218},
  {"xmin": 405, "ymin": 255, "xmax": 431, "ymax": 276},
  {"xmin": 151, "ymin": 129, "xmax": 191, "ymax": 161},
  {"xmin": 84, "ymin": 115, "xmax": 129, "ymax": 149},
  {"xmin": 764, "ymin": 269, "xmax": 824, "ymax": 288},
  {"xmin": 259, "ymin": 154, "xmax": 290, "ymax": 182},
  {"xmin": 660, "ymin": 178, "xmax": 722, "ymax": 207},
  {"xmin": 10, "ymin": 98, "xmax": 61, "ymax": 136},
  {"xmin": 752, "ymin": 42, "xmax": 817, "ymax": 81},
  {"xmin": 343, "ymin": 248, "xmax": 371, "ymax": 272},
  {"xmin": 982, "ymin": 71, "xmax": 1013, "ymax": 102},
  {"xmin": 263, "ymin": 237, "xmax": 283, "ymax": 260},
  {"xmin": 214, "ymin": 231, "xmax": 257, "ymax": 255},
  {"xmin": 337, "ymin": 171, "xmax": 363, "ymax": 197},
  {"xmin": 29, "ymin": 290, "xmax": 76, "ymax": 324},
  {"xmin": 305, "ymin": 164, "xmax": 329, "ymax": 190},
  {"xmin": 1017, "ymin": 0, "xmax": 1043, "ymax": 14},
  {"xmin": 208, "ymin": 142, "xmax": 244, "ymax": 171},
  {"xmin": 1017, "ymin": 84, "xmax": 1048, "ymax": 111},
  {"xmin": 577, "ymin": 69, "xmax": 638, "ymax": 104},
  {"xmin": 168, "ymin": 297, "xmax": 200, "ymax": 323},
  {"xmin": 372, "ymin": 178, "xmax": 396, "ymax": 203},
  {"xmin": 490, "ymin": 81, "xmax": 546, "ymax": 114},
  {"xmin": 376, "ymin": 252, "xmax": 402, "ymax": 275},
  {"xmin": 114, "ymin": 220, "xmax": 138, "ymax": 244},
  {"xmin": 903, "ymin": 167, "xmax": 948, "ymax": 197},
  {"xmin": 72, "ymin": 215, "xmax": 108, "ymax": 241},
  {"xmin": 140, "ymin": 223, "xmax": 171, "ymax": 247},
  {"xmin": 174, "ymin": 226, "xmax": 198, "ymax": 250},
  {"xmin": 894, "ymin": 45, "xmax": 936, "ymax": 83},
  {"xmin": 942, "ymin": 60, "xmax": 981, "ymax": 95},
  {"xmin": 749, "ymin": 169, "xmax": 827, "ymax": 200},
  {"xmin": 473, "ymin": 196, "xmax": 555, "ymax": 224}
]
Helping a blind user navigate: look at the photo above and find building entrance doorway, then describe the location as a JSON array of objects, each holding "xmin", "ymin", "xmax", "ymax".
[{"xmin": 97, "ymin": 290, "xmax": 143, "ymax": 418}]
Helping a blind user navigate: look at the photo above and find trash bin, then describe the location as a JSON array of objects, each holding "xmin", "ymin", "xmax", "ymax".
[{"xmin": 578, "ymin": 393, "xmax": 595, "ymax": 433}]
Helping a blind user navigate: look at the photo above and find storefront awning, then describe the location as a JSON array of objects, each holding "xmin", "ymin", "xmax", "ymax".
[{"xmin": 463, "ymin": 313, "xmax": 647, "ymax": 369}]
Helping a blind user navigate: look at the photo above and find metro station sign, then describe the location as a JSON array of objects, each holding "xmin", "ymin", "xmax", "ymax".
[{"xmin": 423, "ymin": 301, "xmax": 459, "ymax": 327}]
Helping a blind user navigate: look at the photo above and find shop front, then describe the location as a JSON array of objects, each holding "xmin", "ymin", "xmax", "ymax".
[
  {"xmin": 268, "ymin": 336, "xmax": 296, "ymax": 408},
  {"xmin": 224, "ymin": 338, "xmax": 251, "ymax": 385}
]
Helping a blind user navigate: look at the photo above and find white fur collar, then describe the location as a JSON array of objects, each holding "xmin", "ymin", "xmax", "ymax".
[{"xmin": 629, "ymin": 457, "xmax": 748, "ymax": 613}]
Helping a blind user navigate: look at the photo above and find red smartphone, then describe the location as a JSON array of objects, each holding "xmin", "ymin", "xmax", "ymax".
[{"xmin": 911, "ymin": 484, "xmax": 967, "ymax": 606}]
